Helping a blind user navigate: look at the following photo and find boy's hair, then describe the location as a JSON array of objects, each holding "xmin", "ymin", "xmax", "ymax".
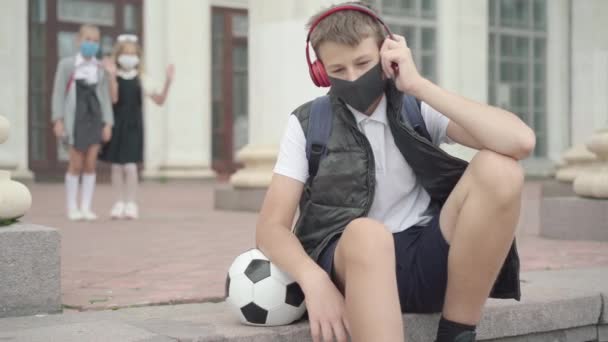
[
  {"xmin": 79, "ymin": 24, "xmax": 100, "ymax": 38},
  {"xmin": 306, "ymin": 1, "xmax": 385, "ymax": 57}
]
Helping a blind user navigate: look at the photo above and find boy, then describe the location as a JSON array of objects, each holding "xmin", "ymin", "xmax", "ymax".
[{"xmin": 255, "ymin": 2, "xmax": 535, "ymax": 342}]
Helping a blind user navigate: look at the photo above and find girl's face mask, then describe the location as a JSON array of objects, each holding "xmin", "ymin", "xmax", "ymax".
[{"xmin": 118, "ymin": 54, "xmax": 140, "ymax": 70}]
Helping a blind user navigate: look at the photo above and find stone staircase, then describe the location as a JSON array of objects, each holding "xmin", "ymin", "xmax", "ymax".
[{"xmin": 0, "ymin": 267, "xmax": 606, "ymax": 341}]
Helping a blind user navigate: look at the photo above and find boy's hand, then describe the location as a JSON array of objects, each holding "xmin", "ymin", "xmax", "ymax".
[
  {"xmin": 102, "ymin": 124, "xmax": 112, "ymax": 143},
  {"xmin": 380, "ymin": 34, "xmax": 425, "ymax": 95},
  {"xmin": 53, "ymin": 120, "xmax": 65, "ymax": 138},
  {"xmin": 301, "ymin": 270, "xmax": 350, "ymax": 342}
]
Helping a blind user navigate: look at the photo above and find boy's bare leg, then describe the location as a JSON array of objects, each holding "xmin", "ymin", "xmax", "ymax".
[
  {"xmin": 439, "ymin": 150, "xmax": 523, "ymax": 325},
  {"xmin": 333, "ymin": 218, "xmax": 404, "ymax": 342}
]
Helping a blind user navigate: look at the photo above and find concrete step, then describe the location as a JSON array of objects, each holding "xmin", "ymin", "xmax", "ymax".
[
  {"xmin": 540, "ymin": 196, "xmax": 608, "ymax": 241},
  {"xmin": 0, "ymin": 268, "xmax": 606, "ymax": 341}
]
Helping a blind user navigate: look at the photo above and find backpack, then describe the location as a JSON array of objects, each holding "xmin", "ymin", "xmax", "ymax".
[{"xmin": 305, "ymin": 95, "xmax": 432, "ymax": 179}]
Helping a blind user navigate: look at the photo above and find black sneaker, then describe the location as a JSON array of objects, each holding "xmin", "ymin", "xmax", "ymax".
[
  {"xmin": 435, "ymin": 331, "xmax": 477, "ymax": 342},
  {"xmin": 454, "ymin": 331, "xmax": 476, "ymax": 342}
]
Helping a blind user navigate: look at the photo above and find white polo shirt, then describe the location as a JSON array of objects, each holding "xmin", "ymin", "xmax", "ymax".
[{"xmin": 273, "ymin": 95, "xmax": 453, "ymax": 233}]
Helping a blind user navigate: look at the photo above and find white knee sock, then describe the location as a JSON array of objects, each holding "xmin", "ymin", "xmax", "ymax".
[
  {"xmin": 65, "ymin": 173, "xmax": 80, "ymax": 213},
  {"xmin": 111, "ymin": 164, "xmax": 125, "ymax": 203},
  {"xmin": 124, "ymin": 163, "xmax": 138, "ymax": 203},
  {"xmin": 81, "ymin": 173, "xmax": 96, "ymax": 212}
]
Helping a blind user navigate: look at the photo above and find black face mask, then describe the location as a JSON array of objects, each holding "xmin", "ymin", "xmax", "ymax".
[{"xmin": 328, "ymin": 62, "xmax": 385, "ymax": 113}]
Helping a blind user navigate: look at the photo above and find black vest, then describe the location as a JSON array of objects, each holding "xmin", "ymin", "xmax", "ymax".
[{"xmin": 291, "ymin": 81, "xmax": 520, "ymax": 300}]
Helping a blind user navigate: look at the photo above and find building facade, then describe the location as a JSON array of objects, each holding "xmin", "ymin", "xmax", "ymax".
[{"xmin": 0, "ymin": 0, "xmax": 607, "ymax": 181}]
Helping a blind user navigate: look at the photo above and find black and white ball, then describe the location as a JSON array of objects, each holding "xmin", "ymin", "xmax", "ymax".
[{"xmin": 225, "ymin": 248, "xmax": 306, "ymax": 326}]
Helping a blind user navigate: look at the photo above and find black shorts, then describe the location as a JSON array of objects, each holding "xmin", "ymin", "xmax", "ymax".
[{"xmin": 317, "ymin": 214, "xmax": 450, "ymax": 313}]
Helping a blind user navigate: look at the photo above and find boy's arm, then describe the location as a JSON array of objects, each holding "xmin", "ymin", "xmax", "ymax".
[
  {"xmin": 413, "ymin": 79, "xmax": 536, "ymax": 160},
  {"xmin": 381, "ymin": 35, "xmax": 536, "ymax": 160},
  {"xmin": 257, "ymin": 173, "xmax": 348, "ymax": 341},
  {"xmin": 255, "ymin": 173, "xmax": 326, "ymax": 287}
]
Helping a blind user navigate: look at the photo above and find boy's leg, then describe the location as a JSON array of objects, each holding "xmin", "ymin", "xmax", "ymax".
[
  {"xmin": 332, "ymin": 218, "xmax": 404, "ymax": 342},
  {"xmin": 439, "ymin": 150, "xmax": 523, "ymax": 326}
]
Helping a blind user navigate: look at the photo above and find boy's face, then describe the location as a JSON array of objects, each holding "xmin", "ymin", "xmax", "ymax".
[{"xmin": 318, "ymin": 36, "xmax": 380, "ymax": 82}]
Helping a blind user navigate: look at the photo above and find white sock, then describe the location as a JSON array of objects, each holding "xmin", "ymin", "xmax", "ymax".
[
  {"xmin": 81, "ymin": 173, "xmax": 96, "ymax": 212},
  {"xmin": 124, "ymin": 163, "xmax": 138, "ymax": 203},
  {"xmin": 111, "ymin": 164, "xmax": 125, "ymax": 203},
  {"xmin": 65, "ymin": 173, "xmax": 80, "ymax": 213}
]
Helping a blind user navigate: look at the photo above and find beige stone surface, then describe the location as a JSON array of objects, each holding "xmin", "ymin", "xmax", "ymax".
[
  {"xmin": 230, "ymin": 145, "xmax": 278, "ymax": 188},
  {"xmin": 574, "ymin": 128, "xmax": 608, "ymax": 198},
  {"xmin": 0, "ymin": 170, "xmax": 32, "ymax": 219},
  {"xmin": 0, "ymin": 115, "xmax": 31, "ymax": 219},
  {"xmin": 555, "ymin": 144, "xmax": 598, "ymax": 182}
]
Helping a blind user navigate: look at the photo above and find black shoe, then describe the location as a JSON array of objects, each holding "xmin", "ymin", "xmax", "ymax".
[
  {"xmin": 435, "ymin": 331, "xmax": 477, "ymax": 342},
  {"xmin": 454, "ymin": 331, "xmax": 476, "ymax": 342}
]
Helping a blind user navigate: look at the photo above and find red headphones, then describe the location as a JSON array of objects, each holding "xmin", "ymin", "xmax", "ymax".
[{"xmin": 306, "ymin": 4, "xmax": 394, "ymax": 87}]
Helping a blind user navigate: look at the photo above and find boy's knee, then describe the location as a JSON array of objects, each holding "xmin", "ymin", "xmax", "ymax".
[
  {"xmin": 470, "ymin": 150, "xmax": 524, "ymax": 204},
  {"xmin": 339, "ymin": 218, "xmax": 394, "ymax": 265}
]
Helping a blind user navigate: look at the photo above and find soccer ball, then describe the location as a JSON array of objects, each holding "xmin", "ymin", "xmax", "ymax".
[{"xmin": 225, "ymin": 248, "xmax": 307, "ymax": 326}]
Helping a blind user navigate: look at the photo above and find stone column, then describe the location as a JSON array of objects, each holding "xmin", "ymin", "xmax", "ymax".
[
  {"xmin": 0, "ymin": 115, "xmax": 31, "ymax": 222},
  {"xmin": 142, "ymin": 0, "xmax": 214, "ymax": 179},
  {"xmin": 560, "ymin": 1, "xmax": 608, "ymax": 195},
  {"xmin": 0, "ymin": 0, "xmax": 32, "ymax": 180},
  {"xmin": 571, "ymin": 1, "xmax": 608, "ymax": 145},
  {"xmin": 573, "ymin": 128, "xmax": 608, "ymax": 198},
  {"xmin": 229, "ymin": 1, "xmax": 331, "ymax": 188},
  {"xmin": 0, "ymin": 114, "xmax": 59, "ymax": 319},
  {"xmin": 215, "ymin": 1, "xmax": 332, "ymax": 210},
  {"xmin": 555, "ymin": 144, "xmax": 598, "ymax": 182},
  {"xmin": 437, "ymin": 0, "xmax": 487, "ymax": 162}
]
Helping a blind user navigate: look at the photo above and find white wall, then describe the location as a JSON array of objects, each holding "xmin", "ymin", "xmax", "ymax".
[
  {"xmin": 571, "ymin": 0, "xmax": 608, "ymax": 145},
  {"xmin": 210, "ymin": 0, "xmax": 248, "ymax": 9},
  {"xmin": 143, "ymin": 0, "xmax": 213, "ymax": 179},
  {"xmin": 247, "ymin": 1, "xmax": 331, "ymax": 147},
  {"xmin": 0, "ymin": 0, "xmax": 31, "ymax": 179}
]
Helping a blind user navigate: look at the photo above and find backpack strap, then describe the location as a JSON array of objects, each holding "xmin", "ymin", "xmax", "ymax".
[
  {"xmin": 306, "ymin": 95, "xmax": 333, "ymax": 179},
  {"xmin": 304, "ymin": 94, "xmax": 428, "ymax": 180},
  {"xmin": 401, "ymin": 95, "xmax": 432, "ymax": 142}
]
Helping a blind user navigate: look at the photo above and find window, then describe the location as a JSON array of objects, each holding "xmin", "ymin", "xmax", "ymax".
[
  {"xmin": 211, "ymin": 8, "xmax": 249, "ymax": 175},
  {"xmin": 377, "ymin": 0, "xmax": 437, "ymax": 82},
  {"xmin": 489, "ymin": 0, "xmax": 547, "ymax": 157}
]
